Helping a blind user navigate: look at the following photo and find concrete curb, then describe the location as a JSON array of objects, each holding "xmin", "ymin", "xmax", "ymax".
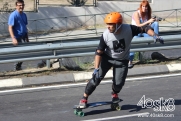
[{"xmin": 0, "ymin": 63, "xmax": 181, "ymax": 89}]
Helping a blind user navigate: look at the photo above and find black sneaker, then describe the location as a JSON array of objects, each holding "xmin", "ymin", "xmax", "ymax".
[
  {"xmin": 112, "ymin": 93, "xmax": 120, "ymax": 103},
  {"xmin": 15, "ymin": 66, "xmax": 22, "ymax": 71},
  {"xmin": 14, "ymin": 62, "xmax": 22, "ymax": 71},
  {"xmin": 79, "ymin": 99, "xmax": 88, "ymax": 108}
]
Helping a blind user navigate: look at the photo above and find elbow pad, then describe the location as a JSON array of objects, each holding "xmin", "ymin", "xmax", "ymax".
[{"xmin": 95, "ymin": 50, "xmax": 103, "ymax": 56}]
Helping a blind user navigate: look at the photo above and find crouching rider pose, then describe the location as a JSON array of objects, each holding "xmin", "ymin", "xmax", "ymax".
[{"xmin": 78, "ymin": 12, "xmax": 164, "ymax": 108}]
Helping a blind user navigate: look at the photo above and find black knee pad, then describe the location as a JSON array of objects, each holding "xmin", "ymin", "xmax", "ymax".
[
  {"xmin": 112, "ymin": 84, "xmax": 124, "ymax": 94},
  {"xmin": 85, "ymin": 76, "xmax": 101, "ymax": 95}
]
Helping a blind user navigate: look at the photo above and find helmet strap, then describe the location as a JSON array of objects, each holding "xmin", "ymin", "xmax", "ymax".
[{"xmin": 114, "ymin": 23, "xmax": 122, "ymax": 34}]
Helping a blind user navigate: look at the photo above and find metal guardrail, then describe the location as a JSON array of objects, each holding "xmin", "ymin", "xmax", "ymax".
[
  {"xmin": 0, "ymin": 35, "xmax": 181, "ymax": 68},
  {"xmin": 0, "ymin": 29, "xmax": 180, "ymax": 48}
]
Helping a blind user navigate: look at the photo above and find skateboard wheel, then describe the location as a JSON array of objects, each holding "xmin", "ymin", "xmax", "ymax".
[
  {"xmin": 74, "ymin": 110, "xmax": 78, "ymax": 115},
  {"xmin": 111, "ymin": 103, "xmax": 120, "ymax": 110},
  {"xmin": 78, "ymin": 111, "xmax": 84, "ymax": 117},
  {"xmin": 74, "ymin": 109, "xmax": 84, "ymax": 117},
  {"xmin": 116, "ymin": 106, "xmax": 121, "ymax": 111}
]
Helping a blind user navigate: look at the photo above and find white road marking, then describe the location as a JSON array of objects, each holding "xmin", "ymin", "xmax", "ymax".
[
  {"xmin": 0, "ymin": 78, "xmax": 22, "ymax": 88},
  {"xmin": 81, "ymin": 112, "xmax": 149, "ymax": 121},
  {"xmin": 0, "ymin": 73, "xmax": 181, "ymax": 94}
]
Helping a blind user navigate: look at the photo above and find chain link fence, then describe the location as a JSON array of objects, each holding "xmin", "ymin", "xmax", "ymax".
[
  {"xmin": 0, "ymin": 9, "xmax": 181, "ymax": 42},
  {"xmin": 37, "ymin": 0, "xmax": 97, "ymax": 7}
]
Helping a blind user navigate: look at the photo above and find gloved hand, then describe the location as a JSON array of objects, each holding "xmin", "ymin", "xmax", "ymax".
[
  {"xmin": 93, "ymin": 68, "xmax": 99, "ymax": 74},
  {"xmin": 153, "ymin": 34, "xmax": 164, "ymax": 44},
  {"xmin": 92, "ymin": 68, "xmax": 99, "ymax": 78},
  {"xmin": 92, "ymin": 68, "xmax": 100, "ymax": 83}
]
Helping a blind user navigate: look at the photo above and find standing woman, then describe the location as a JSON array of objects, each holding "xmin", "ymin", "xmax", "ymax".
[{"xmin": 129, "ymin": 0, "xmax": 159, "ymax": 68}]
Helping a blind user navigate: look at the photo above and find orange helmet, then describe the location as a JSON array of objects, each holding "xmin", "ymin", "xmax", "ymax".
[{"xmin": 104, "ymin": 12, "xmax": 122, "ymax": 24}]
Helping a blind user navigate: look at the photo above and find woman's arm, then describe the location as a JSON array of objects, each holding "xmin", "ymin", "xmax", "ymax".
[{"xmin": 134, "ymin": 11, "xmax": 155, "ymax": 27}]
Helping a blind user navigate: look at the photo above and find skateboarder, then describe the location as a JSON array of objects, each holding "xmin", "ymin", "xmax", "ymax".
[{"xmin": 78, "ymin": 12, "xmax": 164, "ymax": 108}]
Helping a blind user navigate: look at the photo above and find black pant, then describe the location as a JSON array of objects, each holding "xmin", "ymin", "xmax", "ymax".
[
  {"xmin": 85, "ymin": 54, "xmax": 129, "ymax": 95},
  {"xmin": 14, "ymin": 38, "xmax": 26, "ymax": 69}
]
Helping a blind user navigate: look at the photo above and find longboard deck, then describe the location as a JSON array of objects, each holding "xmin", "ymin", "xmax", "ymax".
[{"xmin": 74, "ymin": 99, "xmax": 123, "ymax": 109}]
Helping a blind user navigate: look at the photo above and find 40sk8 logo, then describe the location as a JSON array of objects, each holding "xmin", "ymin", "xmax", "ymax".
[{"xmin": 137, "ymin": 95, "xmax": 175, "ymax": 112}]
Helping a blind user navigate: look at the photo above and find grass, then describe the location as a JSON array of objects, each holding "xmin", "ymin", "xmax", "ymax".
[{"xmin": 79, "ymin": 62, "xmax": 94, "ymax": 71}]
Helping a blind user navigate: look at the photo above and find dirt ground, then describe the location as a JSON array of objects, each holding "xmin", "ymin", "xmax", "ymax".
[{"xmin": 0, "ymin": 59, "xmax": 181, "ymax": 80}]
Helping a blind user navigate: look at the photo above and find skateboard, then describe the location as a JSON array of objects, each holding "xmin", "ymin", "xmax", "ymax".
[{"xmin": 73, "ymin": 99, "xmax": 123, "ymax": 117}]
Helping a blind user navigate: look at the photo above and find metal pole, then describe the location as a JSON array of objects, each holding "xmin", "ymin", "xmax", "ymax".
[
  {"xmin": 94, "ymin": 0, "xmax": 97, "ymax": 7},
  {"xmin": 46, "ymin": 59, "xmax": 50, "ymax": 68},
  {"xmin": 65, "ymin": 17, "xmax": 67, "ymax": 35},
  {"xmin": 94, "ymin": 15, "xmax": 97, "ymax": 35},
  {"xmin": 138, "ymin": 52, "xmax": 143, "ymax": 61},
  {"xmin": 35, "ymin": 20, "xmax": 37, "ymax": 41},
  {"xmin": 176, "ymin": 9, "xmax": 178, "ymax": 27},
  {"xmin": 35, "ymin": 0, "xmax": 39, "ymax": 12}
]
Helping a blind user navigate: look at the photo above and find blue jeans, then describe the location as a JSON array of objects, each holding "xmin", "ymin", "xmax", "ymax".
[{"xmin": 129, "ymin": 21, "xmax": 159, "ymax": 61}]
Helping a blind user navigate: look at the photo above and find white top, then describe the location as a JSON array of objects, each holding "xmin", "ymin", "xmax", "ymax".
[{"xmin": 132, "ymin": 10, "xmax": 148, "ymax": 25}]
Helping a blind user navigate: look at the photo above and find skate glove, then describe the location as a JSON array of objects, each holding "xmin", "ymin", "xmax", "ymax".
[
  {"xmin": 93, "ymin": 68, "xmax": 99, "ymax": 74},
  {"xmin": 153, "ymin": 34, "xmax": 164, "ymax": 44},
  {"xmin": 92, "ymin": 68, "xmax": 99, "ymax": 79}
]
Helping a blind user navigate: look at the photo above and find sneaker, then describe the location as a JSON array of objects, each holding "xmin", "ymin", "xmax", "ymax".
[
  {"xmin": 112, "ymin": 93, "xmax": 120, "ymax": 103},
  {"xmin": 79, "ymin": 99, "xmax": 87, "ymax": 108},
  {"xmin": 14, "ymin": 62, "xmax": 22, "ymax": 71},
  {"xmin": 15, "ymin": 66, "xmax": 22, "ymax": 71},
  {"xmin": 128, "ymin": 64, "xmax": 133, "ymax": 68}
]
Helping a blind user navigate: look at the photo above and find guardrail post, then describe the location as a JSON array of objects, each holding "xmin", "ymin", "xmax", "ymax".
[
  {"xmin": 138, "ymin": 52, "xmax": 143, "ymax": 61},
  {"xmin": 46, "ymin": 59, "xmax": 51, "ymax": 68},
  {"xmin": 59, "ymin": 59, "xmax": 62, "ymax": 69}
]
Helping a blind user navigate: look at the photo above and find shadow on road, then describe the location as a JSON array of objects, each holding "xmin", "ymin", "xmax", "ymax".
[
  {"xmin": 78, "ymin": 99, "xmax": 181, "ymax": 116},
  {"xmin": 85, "ymin": 108, "xmax": 113, "ymax": 116}
]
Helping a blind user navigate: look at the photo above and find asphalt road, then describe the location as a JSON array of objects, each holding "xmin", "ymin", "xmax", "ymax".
[{"xmin": 0, "ymin": 74, "xmax": 181, "ymax": 121}]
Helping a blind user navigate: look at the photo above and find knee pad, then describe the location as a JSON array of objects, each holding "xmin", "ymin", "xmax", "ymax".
[
  {"xmin": 92, "ymin": 73, "xmax": 102, "ymax": 86},
  {"xmin": 112, "ymin": 83, "xmax": 125, "ymax": 94},
  {"xmin": 85, "ymin": 76, "xmax": 101, "ymax": 95}
]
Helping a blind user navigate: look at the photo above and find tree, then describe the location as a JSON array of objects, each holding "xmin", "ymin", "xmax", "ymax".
[
  {"xmin": 0, "ymin": 2, "xmax": 15, "ymax": 13},
  {"xmin": 67, "ymin": 0, "xmax": 88, "ymax": 6}
]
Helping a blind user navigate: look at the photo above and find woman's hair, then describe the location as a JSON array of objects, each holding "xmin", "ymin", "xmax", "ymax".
[{"xmin": 139, "ymin": 0, "xmax": 152, "ymax": 20}]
